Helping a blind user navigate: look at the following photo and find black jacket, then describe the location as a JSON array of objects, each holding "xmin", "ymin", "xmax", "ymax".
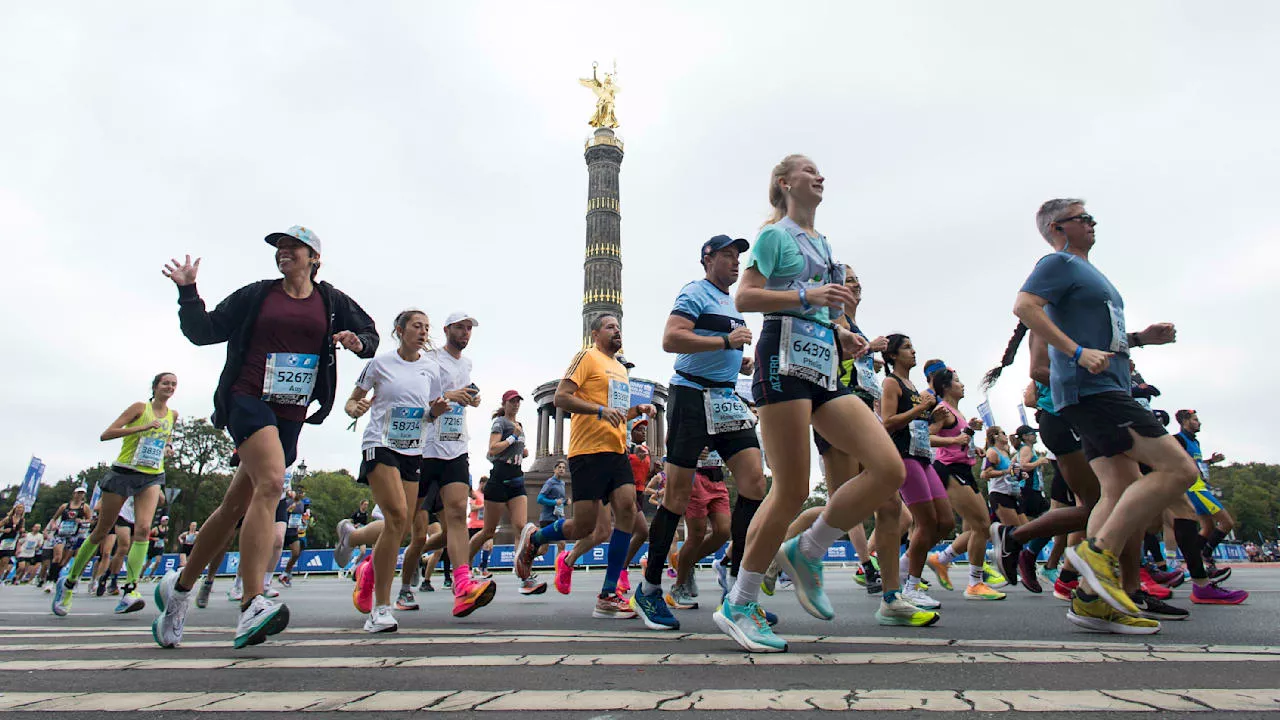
[{"xmin": 176, "ymin": 279, "xmax": 379, "ymax": 429}]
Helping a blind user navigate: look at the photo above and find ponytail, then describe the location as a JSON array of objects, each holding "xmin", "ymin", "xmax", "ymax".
[
  {"xmin": 762, "ymin": 154, "xmax": 806, "ymax": 228},
  {"xmin": 981, "ymin": 323, "xmax": 1028, "ymax": 392}
]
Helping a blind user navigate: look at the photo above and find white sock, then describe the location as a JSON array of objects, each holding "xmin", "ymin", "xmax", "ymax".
[
  {"xmin": 937, "ymin": 546, "xmax": 959, "ymax": 565},
  {"xmin": 969, "ymin": 564, "xmax": 984, "ymax": 587},
  {"xmin": 899, "ymin": 552, "xmax": 911, "ymax": 578},
  {"xmin": 800, "ymin": 515, "xmax": 845, "ymax": 560},
  {"xmin": 263, "ymin": 572, "xmax": 272, "ymax": 588},
  {"xmin": 906, "ymin": 574, "xmax": 921, "ymax": 591},
  {"xmin": 728, "ymin": 571, "xmax": 763, "ymax": 607}
]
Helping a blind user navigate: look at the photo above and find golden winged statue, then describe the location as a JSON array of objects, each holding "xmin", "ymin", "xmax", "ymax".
[{"xmin": 579, "ymin": 61, "xmax": 620, "ymax": 129}]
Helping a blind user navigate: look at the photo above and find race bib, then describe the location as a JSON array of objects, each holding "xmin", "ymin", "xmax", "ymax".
[
  {"xmin": 151, "ymin": 538, "xmax": 163, "ymax": 549},
  {"xmin": 262, "ymin": 352, "xmax": 319, "ymax": 406},
  {"xmin": 384, "ymin": 406, "xmax": 427, "ymax": 450},
  {"xmin": 0, "ymin": 539, "xmax": 15, "ymax": 552},
  {"xmin": 132, "ymin": 436, "xmax": 166, "ymax": 470},
  {"xmin": 58, "ymin": 520, "xmax": 77, "ymax": 536},
  {"xmin": 438, "ymin": 403, "xmax": 466, "ymax": 443},
  {"xmin": 703, "ymin": 387, "xmax": 756, "ymax": 435},
  {"xmin": 608, "ymin": 378, "xmax": 630, "ymax": 411},
  {"xmin": 1197, "ymin": 460, "xmax": 1210, "ymax": 481},
  {"xmin": 1106, "ymin": 301, "xmax": 1128, "ymax": 354},
  {"xmin": 908, "ymin": 419, "xmax": 933, "ymax": 459},
  {"xmin": 699, "ymin": 450, "xmax": 724, "ymax": 468},
  {"xmin": 1135, "ymin": 396, "xmax": 1152, "ymax": 412},
  {"xmin": 778, "ymin": 316, "xmax": 838, "ymax": 390},
  {"xmin": 287, "ymin": 513, "xmax": 303, "ymax": 530},
  {"xmin": 855, "ymin": 355, "xmax": 881, "ymax": 398}
]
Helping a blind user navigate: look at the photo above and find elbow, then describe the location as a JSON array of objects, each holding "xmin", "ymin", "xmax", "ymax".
[
  {"xmin": 99, "ymin": 432, "xmax": 112, "ymax": 442},
  {"xmin": 553, "ymin": 392, "xmax": 569, "ymax": 410}
]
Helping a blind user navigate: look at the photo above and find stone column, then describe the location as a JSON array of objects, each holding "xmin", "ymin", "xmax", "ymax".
[
  {"xmin": 535, "ymin": 406, "xmax": 547, "ymax": 457},
  {"xmin": 553, "ymin": 408, "xmax": 567, "ymax": 455},
  {"xmin": 654, "ymin": 407, "xmax": 666, "ymax": 460}
]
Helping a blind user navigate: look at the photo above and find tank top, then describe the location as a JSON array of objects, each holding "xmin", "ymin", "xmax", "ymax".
[
  {"xmin": 986, "ymin": 448, "xmax": 1019, "ymax": 495},
  {"xmin": 934, "ymin": 401, "xmax": 976, "ymax": 466},
  {"xmin": 1022, "ymin": 448, "xmax": 1044, "ymax": 492},
  {"xmin": 761, "ymin": 217, "xmax": 841, "ymax": 324},
  {"xmin": 114, "ymin": 402, "xmax": 176, "ymax": 474},
  {"xmin": 841, "ymin": 319, "xmax": 882, "ymax": 400},
  {"xmin": 887, "ymin": 375, "xmax": 932, "ymax": 459},
  {"xmin": 56, "ymin": 503, "xmax": 88, "ymax": 537}
]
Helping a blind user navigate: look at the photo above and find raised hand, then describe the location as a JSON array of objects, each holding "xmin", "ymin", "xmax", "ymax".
[{"xmin": 162, "ymin": 255, "xmax": 201, "ymax": 286}]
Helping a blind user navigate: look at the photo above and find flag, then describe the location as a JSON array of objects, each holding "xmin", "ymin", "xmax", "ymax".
[
  {"xmin": 1017, "ymin": 404, "xmax": 1028, "ymax": 428},
  {"xmin": 15, "ymin": 456, "xmax": 44, "ymax": 509},
  {"xmin": 977, "ymin": 399, "xmax": 996, "ymax": 428},
  {"xmin": 629, "ymin": 379, "xmax": 654, "ymax": 408}
]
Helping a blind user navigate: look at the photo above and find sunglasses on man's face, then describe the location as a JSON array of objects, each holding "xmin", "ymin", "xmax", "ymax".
[{"xmin": 1058, "ymin": 213, "xmax": 1097, "ymax": 227}]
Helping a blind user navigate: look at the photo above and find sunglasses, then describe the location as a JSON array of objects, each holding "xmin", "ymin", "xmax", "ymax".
[{"xmin": 1057, "ymin": 213, "xmax": 1097, "ymax": 227}]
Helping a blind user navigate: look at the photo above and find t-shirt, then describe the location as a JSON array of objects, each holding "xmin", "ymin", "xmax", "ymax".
[
  {"xmin": 747, "ymin": 219, "xmax": 836, "ymax": 324},
  {"xmin": 537, "ymin": 476, "xmax": 566, "ymax": 523},
  {"xmin": 231, "ymin": 284, "xmax": 328, "ymax": 422},
  {"xmin": 488, "ymin": 416, "xmax": 525, "ymax": 465},
  {"xmin": 356, "ymin": 351, "xmax": 441, "ymax": 455},
  {"xmin": 669, "ymin": 279, "xmax": 746, "ymax": 390},
  {"xmin": 1019, "ymin": 252, "xmax": 1130, "ymax": 410},
  {"xmin": 421, "ymin": 348, "xmax": 473, "ymax": 461},
  {"xmin": 18, "ymin": 532, "xmax": 41, "ymax": 557},
  {"xmin": 564, "ymin": 347, "xmax": 630, "ymax": 457},
  {"xmin": 467, "ymin": 489, "xmax": 484, "ymax": 529},
  {"xmin": 350, "ymin": 510, "xmax": 369, "ymax": 526},
  {"xmin": 119, "ymin": 497, "xmax": 136, "ymax": 524},
  {"xmin": 1175, "ymin": 431, "xmax": 1211, "ymax": 491},
  {"xmin": 628, "ymin": 444, "xmax": 652, "ymax": 486}
]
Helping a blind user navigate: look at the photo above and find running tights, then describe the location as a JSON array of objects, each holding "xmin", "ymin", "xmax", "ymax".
[
  {"xmin": 644, "ymin": 507, "xmax": 681, "ymax": 586},
  {"xmin": 1143, "ymin": 533, "xmax": 1166, "ymax": 565},
  {"xmin": 728, "ymin": 496, "xmax": 761, "ymax": 577},
  {"xmin": 1173, "ymin": 518, "xmax": 1208, "ymax": 580}
]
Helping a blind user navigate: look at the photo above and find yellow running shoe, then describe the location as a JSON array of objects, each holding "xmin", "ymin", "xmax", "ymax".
[
  {"xmin": 1066, "ymin": 591, "xmax": 1160, "ymax": 635},
  {"xmin": 927, "ymin": 554, "xmax": 953, "ymax": 591},
  {"xmin": 983, "ymin": 562, "xmax": 1008, "ymax": 588},
  {"xmin": 1066, "ymin": 541, "xmax": 1140, "ymax": 617},
  {"xmin": 875, "ymin": 594, "xmax": 941, "ymax": 627},
  {"xmin": 963, "ymin": 582, "xmax": 1007, "ymax": 601}
]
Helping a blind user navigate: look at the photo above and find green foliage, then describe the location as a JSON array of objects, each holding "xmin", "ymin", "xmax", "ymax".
[
  {"xmin": 294, "ymin": 469, "xmax": 371, "ymax": 548},
  {"xmin": 802, "ymin": 480, "xmax": 829, "ymax": 511},
  {"xmin": 163, "ymin": 418, "xmax": 235, "ymax": 550},
  {"xmin": 1211, "ymin": 463, "xmax": 1280, "ymax": 541}
]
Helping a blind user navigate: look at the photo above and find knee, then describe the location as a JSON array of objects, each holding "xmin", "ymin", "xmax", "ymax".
[
  {"xmin": 937, "ymin": 515, "xmax": 956, "ymax": 538},
  {"xmin": 384, "ymin": 507, "xmax": 410, "ymax": 534}
]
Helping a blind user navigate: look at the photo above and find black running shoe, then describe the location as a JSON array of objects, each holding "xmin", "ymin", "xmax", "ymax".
[
  {"xmin": 1132, "ymin": 590, "xmax": 1190, "ymax": 621},
  {"xmin": 990, "ymin": 522, "xmax": 1021, "ymax": 585},
  {"xmin": 96, "ymin": 574, "xmax": 108, "ymax": 597},
  {"xmin": 1208, "ymin": 565, "xmax": 1232, "ymax": 583},
  {"xmin": 420, "ymin": 580, "xmax": 434, "ymax": 593}
]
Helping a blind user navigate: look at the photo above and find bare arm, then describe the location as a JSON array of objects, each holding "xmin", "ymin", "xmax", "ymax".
[
  {"xmin": 1023, "ymin": 381, "xmax": 1038, "ymax": 409},
  {"xmin": 553, "ymin": 378, "xmax": 600, "ymax": 416},
  {"xmin": 663, "ymin": 315, "xmax": 726, "ymax": 354},
  {"xmin": 100, "ymin": 402, "xmax": 150, "ymax": 441},
  {"xmin": 981, "ymin": 449, "xmax": 1004, "ymax": 479},
  {"xmin": 1014, "ymin": 293, "xmax": 1112, "ymax": 374},
  {"xmin": 880, "ymin": 378, "xmax": 932, "ymax": 433},
  {"xmin": 734, "ymin": 267, "xmax": 854, "ymax": 314},
  {"xmin": 1029, "ymin": 331, "xmax": 1051, "ymax": 385}
]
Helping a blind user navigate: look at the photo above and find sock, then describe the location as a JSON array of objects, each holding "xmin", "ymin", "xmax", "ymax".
[
  {"xmin": 936, "ymin": 546, "xmax": 959, "ymax": 566},
  {"xmin": 799, "ymin": 514, "xmax": 844, "ymax": 561},
  {"xmin": 124, "ymin": 542, "xmax": 148, "ymax": 585},
  {"xmin": 1173, "ymin": 518, "xmax": 1208, "ymax": 580},
  {"xmin": 906, "ymin": 574, "xmax": 921, "ymax": 591},
  {"xmin": 861, "ymin": 558, "xmax": 878, "ymax": 578},
  {"xmin": 728, "ymin": 570, "xmax": 763, "ymax": 607},
  {"xmin": 601, "ymin": 529, "xmax": 631, "ymax": 595},
  {"xmin": 533, "ymin": 519, "xmax": 565, "ymax": 545},
  {"xmin": 66, "ymin": 540, "xmax": 99, "ymax": 588},
  {"xmin": 643, "ymin": 507, "xmax": 682, "ymax": 586},
  {"xmin": 1206, "ymin": 528, "xmax": 1227, "ymax": 553},
  {"xmin": 264, "ymin": 572, "xmax": 273, "ymax": 588},
  {"xmin": 640, "ymin": 579, "xmax": 662, "ymax": 596},
  {"xmin": 442, "ymin": 552, "xmax": 452, "ymax": 578},
  {"xmin": 884, "ymin": 589, "xmax": 900, "ymax": 603},
  {"xmin": 728, "ymin": 496, "xmax": 761, "ymax": 577},
  {"xmin": 969, "ymin": 564, "xmax": 983, "ymax": 587},
  {"xmin": 899, "ymin": 552, "xmax": 910, "ymax": 579},
  {"xmin": 1060, "ymin": 568, "xmax": 1079, "ymax": 584},
  {"xmin": 1026, "ymin": 536, "xmax": 1051, "ymax": 560},
  {"xmin": 1143, "ymin": 533, "xmax": 1166, "ymax": 564},
  {"xmin": 452, "ymin": 564, "xmax": 470, "ymax": 590}
]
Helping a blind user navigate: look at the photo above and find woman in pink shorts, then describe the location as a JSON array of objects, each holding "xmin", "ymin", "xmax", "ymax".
[{"xmin": 667, "ymin": 451, "xmax": 731, "ymax": 610}]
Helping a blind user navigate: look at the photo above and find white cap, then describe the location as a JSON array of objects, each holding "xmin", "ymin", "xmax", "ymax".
[
  {"xmin": 74, "ymin": 486, "xmax": 87, "ymax": 493},
  {"xmin": 445, "ymin": 311, "xmax": 479, "ymax": 327}
]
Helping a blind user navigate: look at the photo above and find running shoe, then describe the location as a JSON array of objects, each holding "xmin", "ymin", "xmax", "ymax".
[
  {"xmin": 520, "ymin": 575, "xmax": 547, "ymax": 595},
  {"xmin": 452, "ymin": 578, "xmax": 496, "ymax": 618},
  {"xmin": 774, "ymin": 537, "xmax": 833, "ymax": 621},
  {"xmin": 235, "ymin": 595, "xmax": 290, "ymax": 648},
  {"xmin": 665, "ymin": 583, "xmax": 698, "ymax": 610},
  {"xmin": 926, "ymin": 554, "xmax": 953, "ymax": 591},
  {"xmin": 279, "ymin": 573, "xmax": 293, "ymax": 589},
  {"xmin": 420, "ymin": 579, "xmax": 434, "ymax": 593},
  {"xmin": 1018, "ymin": 549, "xmax": 1043, "ymax": 593},
  {"xmin": 513, "ymin": 522, "xmax": 537, "ymax": 580},
  {"xmin": 983, "ymin": 562, "xmax": 1009, "ymax": 588},
  {"xmin": 1190, "ymin": 581, "xmax": 1248, "ymax": 605},
  {"xmin": 51, "ymin": 569, "xmax": 73, "ymax": 617},
  {"xmin": 904, "ymin": 584, "xmax": 942, "ymax": 610},
  {"xmin": 442, "ymin": 573, "xmax": 452, "ymax": 589},
  {"xmin": 1066, "ymin": 541, "xmax": 1139, "ymax": 617},
  {"xmin": 151, "ymin": 571, "xmax": 190, "ymax": 648},
  {"xmin": 263, "ymin": 585, "xmax": 280, "ymax": 599},
  {"xmin": 352, "ymin": 556, "xmax": 374, "ymax": 614},
  {"xmin": 108, "ymin": 576, "xmax": 119, "ymax": 595},
  {"xmin": 195, "ymin": 579, "xmax": 213, "ymax": 609},
  {"xmin": 963, "ymin": 583, "xmax": 1007, "ymax": 601},
  {"xmin": 1066, "ymin": 591, "xmax": 1159, "ymax": 635},
  {"xmin": 687, "ymin": 570, "xmax": 699, "ymax": 598},
  {"xmin": 364, "ymin": 605, "xmax": 398, "ymax": 633},
  {"xmin": 1038, "ymin": 566, "xmax": 1060, "ymax": 587},
  {"xmin": 1208, "ymin": 566, "xmax": 1232, "ymax": 583},
  {"xmin": 865, "ymin": 572, "xmax": 883, "ymax": 595},
  {"xmin": 989, "ymin": 522, "xmax": 1021, "ymax": 585},
  {"xmin": 553, "ymin": 551, "xmax": 573, "ymax": 595},
  {"xmin": 115, "ymin": 590, "xmax": 145, "ymax": 614},
  {"xmin": 1131, "ymin": 590, "xmax": 1189, "ymax": 621},
  {"xmin": 96, "ymin": 573, "xmax": 108, "ymax": 597},
  {"xmin": 617, "ymin": 568, "xmax": 632, "ymax": 595},
  {"xmin": 1149, "ymin": 567, "xmax": 1185, "ymax": 588},
  {"xmin": 334, "ymin": 519, "xmax": 356, "ymax": 568},
  {"xmin": 713, "ymin": 557, "xmax": 732, "ymax": 596},
  {"xmin": 714, "ymin": 600, "xmax": 787, "ymax": 653},
  {"xmin": 593, "ymin": 592, "xmax": 637, "ymax": 620},
  {"xmin": 633, "ymin": 586, "xmax": 680, "ymax": 630},
  {"xmin": 227, "ymin": 579, "xmax": 243, "ymax": 603},
  {"xmin": 395, "ymin": 588, "xmax": 419, "ymax": 611},
  {"xmin": 1138, "ymin": 568, "xmax": 1172, "ymax": 601},
  {"xmin": 876, "ymin": 595, "xmax": 941, "ymax": 627},
  {"xmin": 853, "ymin": 566, "xmax": 866, "ymax": 587},
  {"xmin": 1053, "ymin": 578, "xmax": 1079, "ymax": 602},
  {"xmin": 473, "ymin": 567, "xmax": 494, "ymax": 580}
]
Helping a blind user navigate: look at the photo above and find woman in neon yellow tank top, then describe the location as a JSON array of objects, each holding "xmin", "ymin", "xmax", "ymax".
[{"xmin": 53, "ymin": 373, "xmax": 179, "ymax": 619}]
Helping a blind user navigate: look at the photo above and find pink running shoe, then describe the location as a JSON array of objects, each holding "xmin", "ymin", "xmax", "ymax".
[
  {"xmin": 554, "ymin": 551, "xmax": 573, "ymax": 595},
  {"xmin": 352, "ymin": 555, "xmax": 375, "ymax": 614},
  {"xmin": 617, "ymin": 568, "xmax": 631, "ymax": 595}
]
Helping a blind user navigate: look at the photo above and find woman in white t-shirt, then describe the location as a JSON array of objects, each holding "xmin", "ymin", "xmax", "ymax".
[{"xmin": 341, "ymin": 309, "xmax": 448, "ymax": 633}]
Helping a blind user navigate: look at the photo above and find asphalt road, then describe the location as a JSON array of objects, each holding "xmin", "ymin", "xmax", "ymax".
[{"xmin": 0, "ymin": 564, "xmax": 1277, "ymax": 718}]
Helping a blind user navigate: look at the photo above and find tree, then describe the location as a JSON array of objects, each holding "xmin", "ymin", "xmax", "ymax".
[
  {"xmin": 296, "ymin": 469, "xmax": 371, "ymax": 548},
  {"xmin": 165, "ymin": 418, "xmax": 235, "ymax": 541},
  {"xmin": 801, "ymin": 480, "xmax": 829, "ymax": 511}
]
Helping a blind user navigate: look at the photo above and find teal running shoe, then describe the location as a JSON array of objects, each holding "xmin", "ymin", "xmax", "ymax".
[
  {"xmin": 774, "ymin": 537, "xmax": 834, "ymax": 620},
  {"xmin": 714, "ymin": 600, "xmax": 787, "ymax": 653}
]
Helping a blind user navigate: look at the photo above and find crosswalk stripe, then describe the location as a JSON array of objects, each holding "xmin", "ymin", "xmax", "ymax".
[
  {"xmin": 0, "ymin": 689, "xmax": 1277, "ymax": 712},
  {"xmin": 2, "ymin": 649, "xmax": 1278, "ymax": 672}
]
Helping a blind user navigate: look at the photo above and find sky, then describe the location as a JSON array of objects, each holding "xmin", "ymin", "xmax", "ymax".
[{"xmin": 3, "ymin": 2, "xmax": 1278, "ymax": 496}]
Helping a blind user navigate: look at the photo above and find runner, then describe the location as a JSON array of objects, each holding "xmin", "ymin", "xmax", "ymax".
[
  {"xmin": 535, "ymin": 461, "xmax": 569, "ymax": 560},
  {"xmin": 0, "ymin": 504, "xmax": 25, "ymax": 583},
  {"xmin": 178, "ymin": 523, "xmax": 197, "ymax": 568},
  {"xmin": 628, "ymin": 234, "xmax": 768, "ymax": 632},
  {"xmin": 46, "ymin": 487, "xmax": 91, "ymax": 589},
  {"xmin": 925, "ymin": 365, "xmax": 1005, "ymax": 600},
  {"xmin": 514, "ymin": 314, "xmax": 655, "ymax": 620},
  {"xmin": 1012, "ymin": 198, "xmax": 1192, "ymax": 632},
  {"xmin": 666, "ymin": 449, "xmax": 731, "ymax": 610},
  {"xmin": 37, "ymin": 523, "xmax": 57, "ymax": 587},
  {"xmin": 342, "ymin": 308, "xmax": 448, "ymax": 632},
  {"xmin": 620, "ymin": 419, "xmax": 655, "ymax": 594},
  {"xmin": 716, "ymin": 154, "xmax": 919, "ymax": 653},
  {"xmin": 880, "ymin": 335, "xmax": 954, "ymax": 612},
  {"xmin": 144, "ymin": 516, "xmax": 170, "ymax": 580},
  {"xmin": 1013, "ymin": 424, "xmax": 1052, "ymax": 590},
  {"xmin": 14, "ymin": 523, "xmax": 43, "ymax": 584},
  {"xmin": 152, "ymin": 226, "xmax": 378, "ymax": 648},
  {"xmin": 1174, "ymin": 411, "xmax": 1235, "ymax": 569},
  {"xmin": 281, "ymin": 493, "xmax": 306, "ymax": 582},
  {"xmin": 469, "ymin": 390, "xmax": 546, "ymax": 596},
  {"xmin": 53, "ymin": 373, "xmax": 178, "ymax": 617}
]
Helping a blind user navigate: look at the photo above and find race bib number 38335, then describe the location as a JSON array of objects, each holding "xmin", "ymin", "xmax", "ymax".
[
  {"xmin": 778, "ymin": 316, "xmax": 838, "ymax": 390},
  {"xmin": 262, "ymin": 353, "xmax": 319, "ymax": 406}
]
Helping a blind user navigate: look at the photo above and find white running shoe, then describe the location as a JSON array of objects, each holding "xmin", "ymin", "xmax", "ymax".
[
  {"xmin": 234, "ymin": 594, "xmax": 289, "ymax": 649},
  {"xmin": 151, "ymin": 571, "xmax": 191, "ymax": 648},
  {"xmin": 263, "ymin": 585, "xmax": 280, "ymax": 599},
  {"xmin": 687, "ymin": 570, "xmax": 699, "ymax": 598},
  {"xmin": 903, "ymin": 584, "xmax": 943, "ymax": 610},
  {"xmin": 364, "ymin": 605, "xmax": 398, "ymax": 633},
  {"xmin": 334, "ymin": 519, "xmax": 356, "ymax": 568},
  {"xmin": 227, "ymin": 578, "xmax": 243, "ymax": 602}
]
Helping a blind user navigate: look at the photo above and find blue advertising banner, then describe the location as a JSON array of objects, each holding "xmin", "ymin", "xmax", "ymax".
[{"xmin": 15, "ymin": 456, "xmax": 44, "ymax": 509}]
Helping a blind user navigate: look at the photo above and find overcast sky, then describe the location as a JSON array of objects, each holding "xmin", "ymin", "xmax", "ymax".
[{"xmin": 3, "ymin": 2, "xmax": 1278, "ymax": 496}]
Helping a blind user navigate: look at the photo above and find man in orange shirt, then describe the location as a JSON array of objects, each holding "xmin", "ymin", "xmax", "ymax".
[{"xmin": 514, "ymin": 315, "xmax": 653, "ymax": 620}]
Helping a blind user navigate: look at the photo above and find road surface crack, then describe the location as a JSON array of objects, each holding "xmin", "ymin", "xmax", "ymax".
[
  {"xmin": 1099, "ymin": 690, "xmax": 1161, "ymax": 711},
  {"xmin": 953, "ymin": 690, "xmax": 975, "ymax": 711}
]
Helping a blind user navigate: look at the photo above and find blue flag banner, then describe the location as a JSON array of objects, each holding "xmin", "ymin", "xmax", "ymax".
[
  {"xmin": 15, "ymin": 456, "xmax": 44, "ymax": 509},
  {"xmin": 90, "ymin": 482, "xmax": 102, "ymax": 512},
  {"xmin": 629, "ymin": 379, "xmax": 654, "ymax": 408},
  {"xmin": 977, "ymin": 398, "xmax": 996, "ymax": 428},
  {"xmin": 736, "ymin": 377, "xmax": 754, "ymax": 404},
  {"xmin": 1017, "ymin": 404, "xmax": 1028, "ymax": 428}
]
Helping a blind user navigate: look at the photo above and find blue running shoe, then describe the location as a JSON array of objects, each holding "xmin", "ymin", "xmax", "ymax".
[
  {"xmin": 774, "ymin": 537, "xmax": 834, "ymax": 620},
  {"xmin": 631, "ymin": 584, "xmax": 679, "ymax": 631},
  {"xmin": 712, "ymin": 557, "xmax": 730, "ymax": 596},
  {"xmin": 51, "ymin": 567, "xmax": 73, "ymax": 617},
  {"xmin": 714, "ymin": 600, "xmax": 787, "ymax": 653}
]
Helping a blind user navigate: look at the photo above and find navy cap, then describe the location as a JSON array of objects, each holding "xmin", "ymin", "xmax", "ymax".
[{"xmin": 700, "ymin": 234, "xmax": 749, "ymax": 264}]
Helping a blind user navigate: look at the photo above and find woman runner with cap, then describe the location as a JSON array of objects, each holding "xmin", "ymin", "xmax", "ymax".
[
  {"xmin": 45, "ymin": 486, "xmax": 91, "ymax": 588},
  {"xmin": 477, "ymin": 391, "xmax": 547, "ymax": 596},
  {"xmin": 152, "ymin": 226, "xmax": 377, "ymax": 649}
]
